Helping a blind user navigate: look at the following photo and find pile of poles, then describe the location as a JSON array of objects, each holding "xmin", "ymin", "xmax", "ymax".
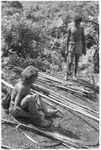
[
  {"xmin": 38, "ymin": 72, "xmax": 98, "ymax": 99},
  {"xmin": 1, "ymin": 71, "xmax": 99, "ymax": 149},
  {"xmin": 37, "ymin": 73, "xmax": 99, "ymax": 120}
]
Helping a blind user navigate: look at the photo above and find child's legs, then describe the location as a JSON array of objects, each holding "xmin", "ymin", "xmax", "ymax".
[
  {"xmin": 21, "ymin": 95, "xmax": 40, "ymax": 118},
  {"xmin": 38, "ymin": 97, "xmax": 58, "ymax": 116}
]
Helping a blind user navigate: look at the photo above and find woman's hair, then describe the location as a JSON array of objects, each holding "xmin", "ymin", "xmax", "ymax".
[
  {"xmin": 21, "ymin": 66, "xmax": 39, "ymax": 81},
  {"xmin": 74, "ymin": 14, "xmax": 82, "ymax": 22}
]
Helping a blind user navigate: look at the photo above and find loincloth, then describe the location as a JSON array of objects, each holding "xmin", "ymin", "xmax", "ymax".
[{"xmin": 68, "ymin": 41, "xmax": 82, "ymax": 56}]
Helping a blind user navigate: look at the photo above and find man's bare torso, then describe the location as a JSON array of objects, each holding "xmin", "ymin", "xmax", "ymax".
[{"xmin": 70, "ymin": 25, "xmax": 83, "ymax": 42}]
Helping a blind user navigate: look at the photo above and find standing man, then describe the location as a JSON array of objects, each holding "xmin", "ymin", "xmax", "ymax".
[{"xmin": 65, "ymin": 15, "xmax": 86, "ymax": 80}]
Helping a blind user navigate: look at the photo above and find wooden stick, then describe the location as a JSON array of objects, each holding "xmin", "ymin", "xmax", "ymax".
[
  {"xmin": 1, "ymin": 80, "xmax": 99, "ymax": 147},
  {"xmin": 1, "ymin": 79, "xmax": 99, "ymax": 121},
  {"xmin": 2, "ymin": 78, "xmax": 99, "ymax": 121},
  {"xmin": 38, "ymin": 76, "xmax": 94, "ymax": 95},
  {"xmin": 16, "ymin": 126, "xmax": 61, "ymax": 148},
  {"xmin": 32, "ymin": 89, "xmax": 99, "ymax": 122},
  {"xmin": 2, "ymin": 119, "xmax": 84, "ymax": 149},
  {"xmin": 49, "ymin": 94, "xmax": 99, "ymax": 118},
  {"xmin": 9, "ymin": 114, "xmax": 57, "ymax": 148},
  {"xmin": 50, "ymin": 92, "xmax": 98, "ymax": 114},
  {"xmin": 2, "ymin": 118, "xmax": 70, "ymax": 149},
  {"xmin": 2, "ymin": 78, "xmax": 98, "ymax": 116},
  {"xmin": 32, "ymin": 87, "xmax": 99, "ymax": 121},
  {"xmin": 12, "ymin": 66, "xmax": 96, "ymax": 88},
  {"xmin": 1, "ymin": 145, "xmax": 11, "ymax": 149},
  {"xmin": 49, "ymin": 93, "xmax": 99, "ymax": 119},
  {"xmin": 48, "ymin": 94, "xmax": 99, "ymax": 121},
  {"xmin": 68, "ymin": 110, "xmax": 99, "ymax": 132},
  {"xmin": 31, "ymin": 90, "xmax": 64, "ymax": 117},
  {"xmin": 39, "ymin": 72, "xmax": 99, "ymax": 89},
  {"xmin": 33, "ymin": 84, "xmax": 99, "ymax": 115},
  {"xmin": 1, "ymin": 79, "xmax": 14, "ymax": 89},
  {"xmin": 38, "ymin": 73, "xmax": 99, "ymax": 97},
  {"xmin": 55, "ymin": 84, "xmax": 88, "ymax": 96},
  {"xmin": 2, "ymin": 119, "xmax": 18, "ymax": 126},
  {"xmin": 2, "ymin": 113, "xmax": 92, "ymax": 149},
  {"xmin": 38, "ymin": 73, "xmax": 72, "ymax": 85},
  {"xmin": 9, "ymin": 114, "xmax": 47, "ymax": 147}
]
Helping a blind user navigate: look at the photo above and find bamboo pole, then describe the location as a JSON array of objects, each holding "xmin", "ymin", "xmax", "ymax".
[
  {"xmin": 33, "ymin": 84, "xmax": 99, "ymax": 115},
  {"xmin": 12, "ymin": 66, "xmax": 98, "ymax": 89},
  {"xmin": 2, "ymin": 119, "xmax": 85, "ymax": 149},
  {"xmin": 2, "ymin": 118, "xmax": 62, "ymax": 148},
  {"xmin": 31, "ymin": 85, "xmax": 96, "ymax": 118},
  {"xmin": 31, "ymin": 90, "xmax": 64, "ymax": 117},
  {"xmin": 49, "ymin": 93, "xmax": 99, "ymax": 117},
  {"xmin": 1, "ymin": 145, "xmax": 11, "ymax": 149},
  {"xmin": 1, "ymin": 79, "xmax": 99, "ymax": 121},
  {"xmin": 49, "ymin": 94, "xmax": 98, "ymax": 118},
  {"xmin": 1, "ymin": 79, "xmax": 14, "ymax": 89},
  {"xmin": 1, "ymin": 79, "xmax": 97, "ymax": 116},
  {"xmin": 49, "ymin": 92, "xmax": 98, "ymax": 115},
  {"xmin": 38, "ymin": 72, "xmax": 99, "ymax": 89},
  {"xmin": 16, "ymin": 126, "xmax": 61, "ymax": 148},
  {"xmin": 1, "ymin": 80, "xmax": 99, "ymax": 148},
  {"xmin": 68, "ymin": 110, "xmax": 99, "ymax": 132},
  {"xmin": 38, "ymin": 76, "xmax": 94, "ymax": 95},
  {"xmin": 32, "ymin": 89, "xmax": 99, "ymax": 122}
]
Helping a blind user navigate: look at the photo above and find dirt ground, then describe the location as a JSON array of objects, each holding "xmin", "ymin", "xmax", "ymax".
[{"xmin": 1, "ymin": 70, "xmax": 99, "ymax": 149}]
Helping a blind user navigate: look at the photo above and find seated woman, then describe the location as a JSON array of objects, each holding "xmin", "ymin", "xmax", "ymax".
[{"xmin": 4, "ymin": 66, "xmax": 58, "ymax": 127}]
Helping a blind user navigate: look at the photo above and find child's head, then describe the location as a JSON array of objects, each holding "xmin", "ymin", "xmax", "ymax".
[{"xmin": 21, "ymin": 66, "xmax": 39, "ymax": 84}]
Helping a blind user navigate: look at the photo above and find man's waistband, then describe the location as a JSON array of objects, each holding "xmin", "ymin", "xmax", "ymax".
[{"xmin": 69, "ymin": 41, "xmax": 82, "ymax": 44}]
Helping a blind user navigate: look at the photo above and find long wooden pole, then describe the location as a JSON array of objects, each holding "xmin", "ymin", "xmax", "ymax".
[
  {"xmin": 1, "ymin": 119, "xmax": 85, "ymax": 149},
  {"xmin": 32, "ymin": 89, "xmax": 99, "ymax": 122},
  {"xmin": 1, "ymin": 79, "xmax": 99, "ymax": 121},
  {"xmin": 1, "ymin": 145, "xmax": 11, "ymax": 149},
  {"xmin": 2, "ymin": 79, "xmax": 96, "ymax": 147},
  {"xmin": 38, "ymin": 76, "xmax": 94, "ymax": 95},
  {"xmin": 31, "ymin": 90, "xmax": 99, "ymax": 132},
  {"xmin": 32, "ymin": 84, "xmax": 99, "ymax": 118},
  {"xmin": 38, "ymin": 72, "xmax": 98, "ymax": 89},
  {"xmin": 49, "ymin": 94, "xmax": 99, "ymax": 118},
  {"xmin": 33, "ymin": 84, "xmax": 99, "ymax": 115},
  {"xmin": 49, "ymin": 93, "xmax": 98, "ymax": 116}
]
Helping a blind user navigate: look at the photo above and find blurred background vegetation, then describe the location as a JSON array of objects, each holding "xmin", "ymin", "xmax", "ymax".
[{"xmin": 1, "ymin": 1, "xmax": 99, "ymax": 82}]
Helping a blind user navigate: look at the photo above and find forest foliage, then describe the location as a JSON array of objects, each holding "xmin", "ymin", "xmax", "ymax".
[{"xmin": 1, "ymin": 1, "xmax": 99, "ymax": 73}]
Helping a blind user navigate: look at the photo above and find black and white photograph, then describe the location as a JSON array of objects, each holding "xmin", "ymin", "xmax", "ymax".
[{"xmin": 1, "ymin": 0, "xmax": 99, "ymax": 149}]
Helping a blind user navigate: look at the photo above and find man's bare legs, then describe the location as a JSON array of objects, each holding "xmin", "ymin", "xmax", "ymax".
[
  {"xmin": 74, "ymin": 54, "xmax": 80, "ymax": 79},
  {"xmin": 66, "ymin": 51, "xmax": 75, "ymax": 80}
]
